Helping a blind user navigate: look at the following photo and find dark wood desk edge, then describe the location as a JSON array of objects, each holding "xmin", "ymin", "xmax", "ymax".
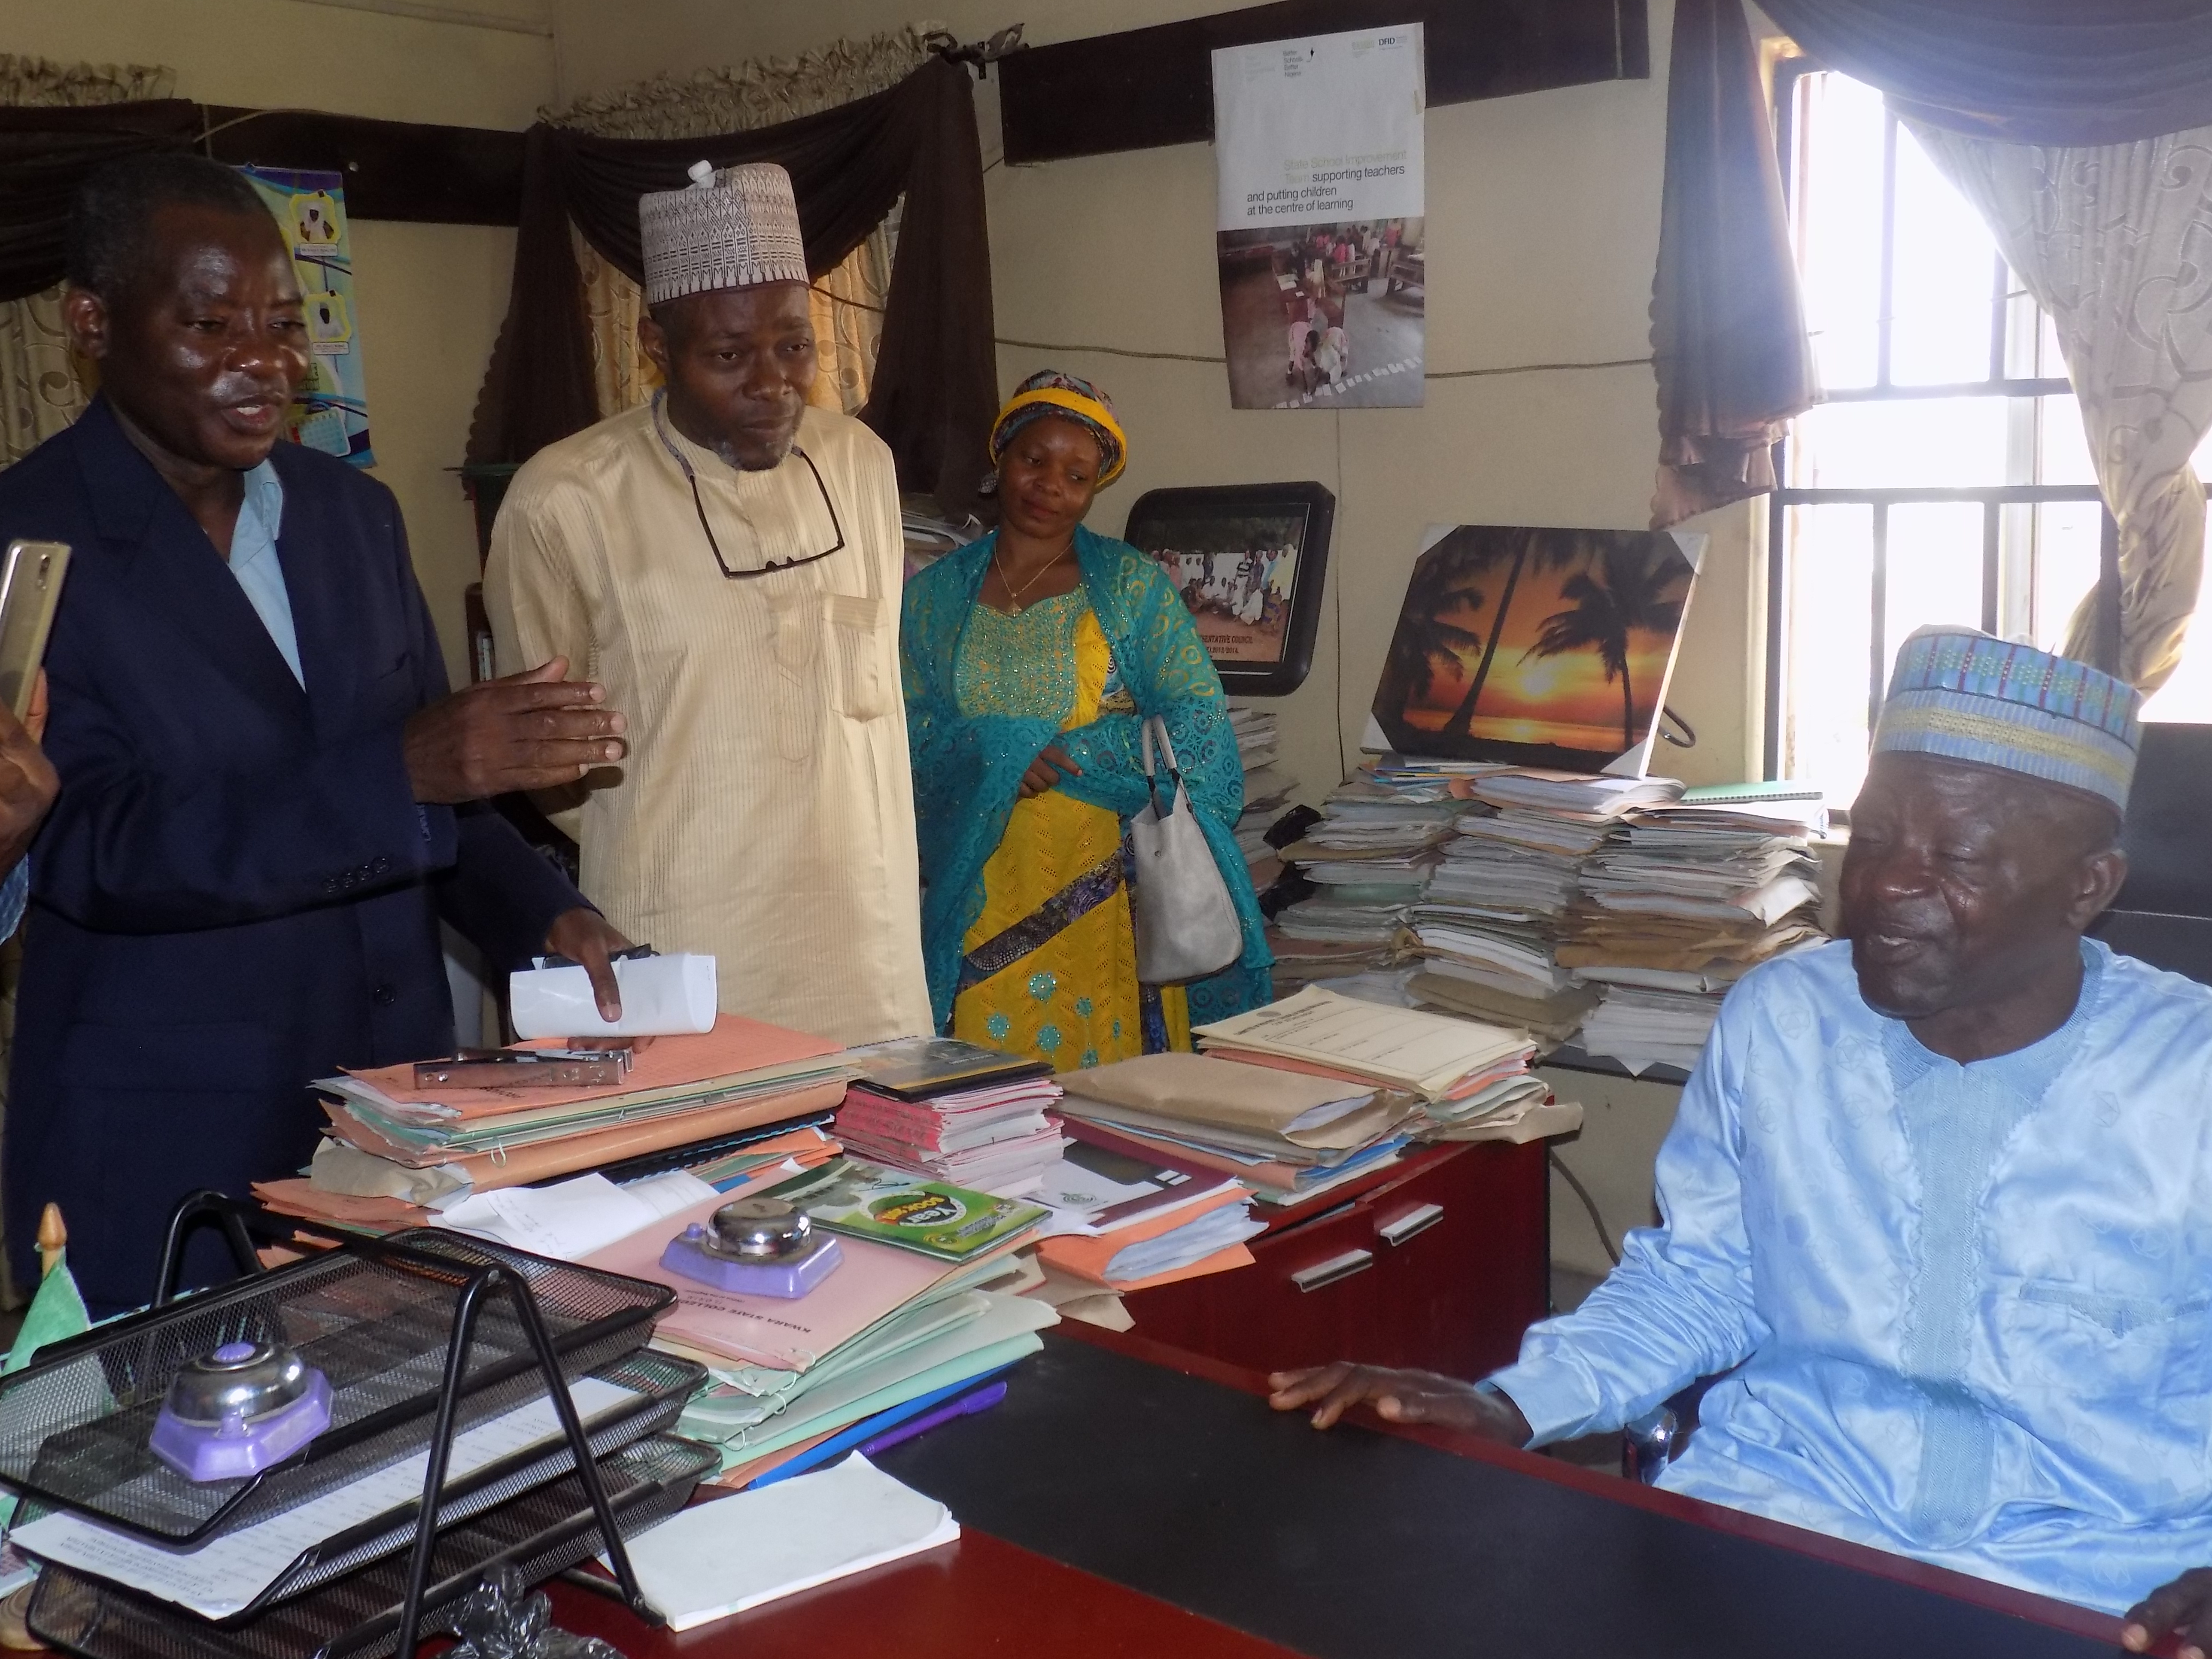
[{"xmin": 1054, "ymin": 1321, "xmax": 2132, "ymax": 1649}]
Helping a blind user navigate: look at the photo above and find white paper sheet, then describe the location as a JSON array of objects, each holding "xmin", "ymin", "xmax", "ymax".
[
  {"xmin": 615, "ymin": 1452, "xmax": 957, "ymax": 1632},
  {"xmin": 10, "ymin": 1376, "xmax": 637, "ymax": 1619},
  {"xmin": 438, "ymin": 1170, "xmax": 715, "ymax": 1261},
  {"xmin": 510, "ymin": 952, "xmax": 718, "ymax": 1039}
]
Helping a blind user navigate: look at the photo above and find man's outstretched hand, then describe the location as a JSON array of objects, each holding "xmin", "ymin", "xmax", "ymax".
[
  {"xmin": 1267, "ymin": 1362, "xmax": 1532, "ymax": 1443},
  {"xmin": 2124, "ymin": 1568, "xmax": 2212, "ymax": 1659},
  {"xmin": 404, "ymin": 658, "xmax": 627, "ymax": 804}
]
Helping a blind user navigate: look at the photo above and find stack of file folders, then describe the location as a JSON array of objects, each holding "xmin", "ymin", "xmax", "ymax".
[
  {"xmin": 0, "ymin": 1224, "xmax": 712, "ymax": 1659},
  {"xmin": 255, "ymin": 1016, "xmax": 858, "ymax": 1231},
  {"xmin": 1269, "ymin": 763, "xmax": 1456, "ymax": 984},
  {"xmin": 1229, "ymin": 704, "xmax": 1298, "ymax": 883},
  {"xmin": 1056, "ymin": 1049, "xmax": 1417, "ymax": 1209},
  {"xmin": 1405, "ymin": 769, "xmax": 1682, "ymax": 1043},
  {"xmin": 576, "ymin": 1161, "xmax": 1057, "ymax": 1491},
  {"xmin": 1024, "ymin": 1138, "xmax": 1264, "ymax": 1308},
  {"xmin": 1562, "ymin": 788, "xmax": 1827, "ymax": 1073},
  {"xmin": 1192, "ymin": 986, "xmax": 1577, "ymax": 1146},
  {"xmin": 834, "ymin": 1038, "xmax": 1066, "ymax": 1194}
]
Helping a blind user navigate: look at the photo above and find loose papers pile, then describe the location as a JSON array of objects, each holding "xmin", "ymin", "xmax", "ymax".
[
  {"xmin": 1404, "ymin": 770, "xmax": 1681, "ymax": 1039},
  {"xmin": 1561, "ymin": 790, "xmax": 1826, "ymax": 1074}
]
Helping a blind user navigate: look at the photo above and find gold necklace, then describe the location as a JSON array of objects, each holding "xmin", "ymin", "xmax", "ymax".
[{"xmin": 993, "ymin": 540, "xmax": 1074, "ymax": 614}]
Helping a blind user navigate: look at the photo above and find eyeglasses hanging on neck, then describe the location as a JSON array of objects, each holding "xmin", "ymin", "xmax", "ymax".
[{"xmin": 652, "ymin": 392, "xmax": 846, "ymax": 579}]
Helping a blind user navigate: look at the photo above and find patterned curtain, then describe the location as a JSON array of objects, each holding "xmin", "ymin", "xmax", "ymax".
[
  {"xmin": 544, "ymin": 27, "xmax": 929, "ymax": 419},
  {"xmin": 0, "ymin": 54, "xmax": 175, "ymax": 465},
  {"xmin": 1914, "ymin": 121, "xmax": 2212, "ymax": 690}
]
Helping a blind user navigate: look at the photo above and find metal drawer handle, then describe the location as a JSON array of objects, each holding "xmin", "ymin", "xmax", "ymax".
[
  {"xmin": 1378, "ymin": 1203, "xmax": 1444, "ymax": 1247},
  {"xmin": 1291, "ymin": 1249, "xmax": 1374, "ymax": 1293}
]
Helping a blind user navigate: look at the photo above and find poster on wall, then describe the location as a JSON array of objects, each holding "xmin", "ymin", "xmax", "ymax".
[
  {"xmin": 1368, "ymin": 525, "xmax": 1707, "ymax": 774},
  {"xmin": 240, "ymin": 166, "xmax": 374, "ymax": 466},
  {"xmin": 1211, "ymin": 24, "xmax": 1425, "ymax": 412}
]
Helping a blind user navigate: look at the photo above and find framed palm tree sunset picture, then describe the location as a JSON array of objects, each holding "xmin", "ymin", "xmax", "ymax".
[{"xmin": 1370, "ymin": 524, "xmax": 1705, "ymax": 772}]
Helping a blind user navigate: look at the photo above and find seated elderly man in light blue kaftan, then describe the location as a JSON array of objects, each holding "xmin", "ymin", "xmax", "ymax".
[{"xmin": 1272, "ymin": 626, "xmax": 2212, "ymax": 1652}]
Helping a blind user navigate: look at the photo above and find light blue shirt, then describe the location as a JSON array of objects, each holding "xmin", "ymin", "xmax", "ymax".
[
  {"xmin": 0, "ymin": 860, "xmax": 24, "ymax": 939},
  {"xmin": 1492, "ymin": 938, "xmax": 2212, "ymax": 1614},
  {"xmin": 228, "ymin": 460, "xmax": 302, "ymax": 686}
]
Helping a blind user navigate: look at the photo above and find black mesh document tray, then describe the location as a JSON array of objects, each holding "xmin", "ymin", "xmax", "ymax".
[
  {"xmin": 9, "ymin": 1349, "xmax": 704, "ymax": 1623},
  {"xmin": 0, "ymin": 1228, "xmax": 672, "ymax": 1545},
  {"xmin": 25, "ymin": 1434, "xmax": 715, "ymax": 1659}
]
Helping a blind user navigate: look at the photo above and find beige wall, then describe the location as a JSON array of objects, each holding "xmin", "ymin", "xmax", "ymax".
[{"xmin": 2, "ymin": 0, "xmax": 556, "ymax": 680}]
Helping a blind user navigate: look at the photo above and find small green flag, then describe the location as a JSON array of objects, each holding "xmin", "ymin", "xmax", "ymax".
[{"xmin": 3, "ymin": 1249, "xmax": 90, "ymax": 1375}]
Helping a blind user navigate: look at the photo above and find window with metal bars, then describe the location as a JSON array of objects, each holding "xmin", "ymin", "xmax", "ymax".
[{"xmin": 1764, "ymin": 64, "xmax": 2116, "ymax": 802}]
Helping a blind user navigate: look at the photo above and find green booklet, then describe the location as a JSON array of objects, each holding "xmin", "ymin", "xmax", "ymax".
[{"xmin": 763, "ymin": 1158, "xmax": 1047, "ymax": 1262}]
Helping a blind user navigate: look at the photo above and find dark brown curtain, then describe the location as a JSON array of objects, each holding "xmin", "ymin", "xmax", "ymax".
[
  {"xmin": 1758, "ymin": 0, "xmax": 2212, "ymax": 146},
  {"xmin": 0, "ymin": 101, "xmax": 201, "ymax": 301},
  {"xmin": 1648, "ymin": 0, "xmax": 1815, "ymax": 529},
  {"xmin": 467, "ymin": 55, "xmax": 997, "ymax": 517}
]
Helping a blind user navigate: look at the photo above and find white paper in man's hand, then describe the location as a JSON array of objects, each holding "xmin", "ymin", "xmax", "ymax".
[{"xmin": 510, "ymin": 952, "xmax": 717, "ymax": 1038}]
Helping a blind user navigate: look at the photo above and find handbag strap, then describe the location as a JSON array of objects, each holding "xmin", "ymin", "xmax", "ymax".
[{"xmin": 1139, "ymin": 715, "xmax": 1184, "ymax": 811}]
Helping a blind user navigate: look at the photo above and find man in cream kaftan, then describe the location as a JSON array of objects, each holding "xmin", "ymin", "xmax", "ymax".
[{"xmin": 484, "ymin": 160, "xmax": 928, "ymax": 1047}]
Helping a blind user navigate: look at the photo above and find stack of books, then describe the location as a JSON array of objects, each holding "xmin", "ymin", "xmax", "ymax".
[
  {"xmin": 256, "ymin": 1018, "xmax": 858, "ymax": 1231},
  {"xmin": 1563, "ymin": 787, "xmax": 1826, "ymax": 1073},
  {"xmin": 835, "ymin": 1038, "xmax": 1066, "ymax": 1195}
]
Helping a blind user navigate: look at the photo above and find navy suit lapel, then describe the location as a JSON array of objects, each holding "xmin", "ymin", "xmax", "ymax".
[
  {"xmin": 264, "ymin": 455, "xmax": 365, "ymax": 744},
  {"xmin": 73, "ymin": 398, "xmax": 309, "ymax": 723}
]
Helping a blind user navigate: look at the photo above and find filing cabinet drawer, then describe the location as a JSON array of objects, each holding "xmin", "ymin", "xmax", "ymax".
[{"xmin": 1120, "ymin": 1140, "xmax": 1550, "ymax": 1380}]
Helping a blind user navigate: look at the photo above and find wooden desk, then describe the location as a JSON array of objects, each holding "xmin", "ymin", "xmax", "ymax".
[{"xmin": 549, "ymin": 1325, "xmax": 2139, "ymax": 1659}]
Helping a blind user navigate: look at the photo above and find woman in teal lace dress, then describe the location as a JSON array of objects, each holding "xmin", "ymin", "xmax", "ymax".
[{"xmin": 902, "ymin": 372, "xmax": 1271, "ymax": 1071}]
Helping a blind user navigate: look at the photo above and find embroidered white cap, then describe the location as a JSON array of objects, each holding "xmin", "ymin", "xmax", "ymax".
[{"xmin": 638, "ymin": 160, "xmax": 808, "ymax": 306}]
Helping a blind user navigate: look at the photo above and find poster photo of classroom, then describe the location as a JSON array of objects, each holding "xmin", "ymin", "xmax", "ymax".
[{"xmin": 1215, "ymin": 216, "xmax": 1425, "ymax": 410}]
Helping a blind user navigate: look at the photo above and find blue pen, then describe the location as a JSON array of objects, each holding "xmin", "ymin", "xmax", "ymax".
[
  {"xmin": 746, "ymin": 1367, "xmax": 1012, "ymax": 1490},
  {"xmin": 859, "ymin": 1379, "xmax": 1008, "ymax": 1457}
]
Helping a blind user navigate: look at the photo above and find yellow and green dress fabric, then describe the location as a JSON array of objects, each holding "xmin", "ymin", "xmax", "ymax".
[{"xmin": 949, "ymin": 589, "xmax": 1188, "ymax": 1070}]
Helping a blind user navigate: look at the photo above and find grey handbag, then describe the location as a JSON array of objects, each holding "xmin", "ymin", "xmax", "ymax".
[{"xmin": 1129, "ymin": 715, "xmax": 1244, "ymax": 984}]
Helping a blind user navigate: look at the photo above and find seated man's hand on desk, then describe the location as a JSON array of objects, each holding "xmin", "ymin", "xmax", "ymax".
[
  {"xmin": 1268, "ymin": 1364, "xmax": 1531, "ymax": 1444},
  {"xmin": 404, "ymin": 657, "xmax": 628, "ymax": 803},
  {"xmin": 0, "ymin": 670, "xmax": 57, "ymax": 873},
  {"xmin": 2124, "ymin": 1568, "xmax": 2212, "ymax": 1659}
]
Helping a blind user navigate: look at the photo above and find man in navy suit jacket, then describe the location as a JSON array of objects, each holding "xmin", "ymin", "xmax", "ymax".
[{"xmin": 0, "ymin": 153, "xmax": 642, "ymax": 1312}]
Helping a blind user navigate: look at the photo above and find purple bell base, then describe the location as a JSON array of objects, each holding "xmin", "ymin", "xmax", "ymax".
[{"xmin": 149, "ymin": 1368, "xmax": 333, "ymax": 1483}]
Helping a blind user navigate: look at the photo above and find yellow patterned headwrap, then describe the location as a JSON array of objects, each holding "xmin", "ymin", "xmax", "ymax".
[{"xmin": 989, "ymin": 371, "xmax": 1127, "ymax": 487}]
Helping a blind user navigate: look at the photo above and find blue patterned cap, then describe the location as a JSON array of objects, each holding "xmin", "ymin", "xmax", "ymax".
[{"xmin": 1872, "ymin": 626, "xmax": 2141, "ymax": 810}]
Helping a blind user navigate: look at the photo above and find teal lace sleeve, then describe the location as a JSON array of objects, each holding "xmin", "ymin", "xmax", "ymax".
[{"xmin": 1056, "ymin": 530, "xmax": 1273, "ymax": 1026}]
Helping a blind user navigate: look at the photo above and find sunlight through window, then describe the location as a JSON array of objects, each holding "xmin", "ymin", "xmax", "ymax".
[{"xmin": 1771, "ymin": 68, "xmax": 2110, "ymax": 803}]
